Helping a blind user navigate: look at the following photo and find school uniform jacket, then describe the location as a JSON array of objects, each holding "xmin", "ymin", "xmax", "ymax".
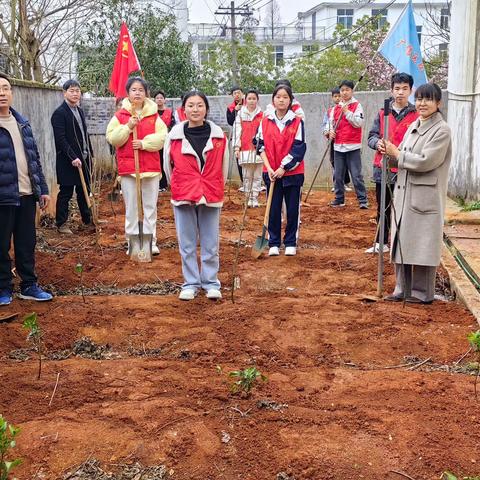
[
  {"xmin": 233, "ymin": 105, "xmax": 263, "ymax": 165},
  {"xmin": 163, "ymin": 120, "xmax": 229, "ymax": 207},
  {"xmin": 255, "ymin": 109, "xmax": 306, "ymax": 186}
]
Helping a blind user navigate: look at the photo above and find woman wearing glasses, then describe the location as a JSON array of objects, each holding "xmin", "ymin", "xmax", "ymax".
[{"xmin": 379, "ymin": 83, "xmax": 452, "ymax": 304}]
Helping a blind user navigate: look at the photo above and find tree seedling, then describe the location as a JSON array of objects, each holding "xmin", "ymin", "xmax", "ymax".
[
  {"xmin": 22, "ymin": 313, "xmax": 43, "ymax": 380},
  {"xmin": 228, "ymin": 367, "xmax": 267, "ymax": 396},
  {"xmin": 0, "ymin": 415, "xmax": 21, "ymax": 480},
  {"xmin": 75, "ymin": 263, "xmax": 85, "ymax": 303},
  {"xmin": 467, "ymin": 330, "xmax": 480, "ymax": 400}
]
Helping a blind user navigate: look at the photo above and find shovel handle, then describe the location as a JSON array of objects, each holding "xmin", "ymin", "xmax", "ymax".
[
  {"xmin": 263, "ymin": 180, "xmax": 275, "ymax": 228},
  {"xmin": 132, "ymin": 126, "xmax": 143, "ymax": 224},
  {"xmin": 77, "ymin": 165, "xmax": 92, "ymax": 209}
]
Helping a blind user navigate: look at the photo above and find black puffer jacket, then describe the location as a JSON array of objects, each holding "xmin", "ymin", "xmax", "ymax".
[{"xmin": 0, "ymin": 108, "xmax": 48, "ymax": 206}]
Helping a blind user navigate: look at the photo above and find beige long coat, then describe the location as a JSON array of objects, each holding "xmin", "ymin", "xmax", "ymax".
[{"xmin": 390, "ymin": 112, "xmax": 452, "ymax": 267}]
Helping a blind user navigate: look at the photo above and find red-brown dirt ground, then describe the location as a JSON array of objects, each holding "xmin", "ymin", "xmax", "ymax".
[{"xmin": 1, "ymin": 189, "xmax": 479, "ymax": 480}]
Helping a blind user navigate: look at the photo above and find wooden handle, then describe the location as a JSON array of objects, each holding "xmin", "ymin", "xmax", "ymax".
[
  {"xmin": 133, "ymin": 126, "xmax": 143, "ymax": 224},
  {"xmin": 77, "ymin": 166, "xmax": 92, "ymax": 209},
  {"xmin": 263, "ymin": 180, "xmax": 275, "ymax": 228}
]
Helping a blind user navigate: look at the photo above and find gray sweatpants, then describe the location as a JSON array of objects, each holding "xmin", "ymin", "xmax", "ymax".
[
  {"xmin": 393, "ymin": 263, "xmax": 436, "ymax": 302},
  {"xmin": 173, "ymin": 204, "xmax": 221, "ymax": 292}
]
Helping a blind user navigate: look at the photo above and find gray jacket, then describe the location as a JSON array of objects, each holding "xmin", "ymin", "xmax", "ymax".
[{"xmin": 391, "ymin": 112, "xmax": 452, "ymax": 267}]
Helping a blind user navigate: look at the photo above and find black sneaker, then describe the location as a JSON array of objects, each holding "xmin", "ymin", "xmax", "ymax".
[{"xmin": 329, "ymin": 200, "xmax": 345, "ymax": 207}]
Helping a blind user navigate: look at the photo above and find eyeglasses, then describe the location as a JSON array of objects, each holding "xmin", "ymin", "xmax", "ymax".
[{"xmin": 0, "ymin": 86, "xmax": 12, "ymax": 93}]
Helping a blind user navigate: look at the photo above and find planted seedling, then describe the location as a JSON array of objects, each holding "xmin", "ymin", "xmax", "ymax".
[
  {"xmin": 467, "ymin": 330, "xmax": 480, "ymax": 399},
  {"xmin": 442, "ymin": 473, "xmax": 480, "ymax": 480},
  {"xmin": 229, "ymin": 367, "xmax": 267, "ymax": 396},
  {"xmin": 75, "ymin": 263, "xmax": 85, "ymax": 303},
  {"xmin": 0, "ymin": 415, "xmax": 21, "ymax": 480},
  {"xmin": 23, "ymin": 312, "xmax": 43, "ymax": 380}
]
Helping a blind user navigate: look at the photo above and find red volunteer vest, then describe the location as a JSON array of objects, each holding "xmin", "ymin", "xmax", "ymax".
[
  {"xmin": 261, "ymin": 116, "xmax": 304, "ymax": 176},
  {"xmin": 240, "ymin": 112, "xmax": 263, "ymax": 151},
  {"xmin": 228, "ymin": 99, "xmax": 245, "ymax": 112},
  {"xmin": 169, "ymin": 135, "xmax": 227, "ymax": 203},
  {"xmin": 115, "ymin": 109, "xmax": 161, "ymax": 175},
  {"xmin": 292, "ymin": 101, "xmax": 302, "ymax": 113},
  {"xmin": 159, "ymin": 108, "xmax": 173, "ymax": 129},
  {"xmin": 333, "ymin": 102, "xmax": 362, "ymax": 145},
  {"xmin": 373, "ymin": 109, "xmax": 419, "ymax": 172},
  {"xmin": 176, "ymin": 106, "xmax": 187, "ymax": 122}
]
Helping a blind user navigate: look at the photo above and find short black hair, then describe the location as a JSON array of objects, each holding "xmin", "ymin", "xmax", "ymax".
[
  {"xmin": 63, "ymin": 79, "xmax": 81, "ymax": 91},
  {"xmin": 126, "ymin": 76, "xmax": 149, "ymax": 94},
  {"xmin": 391, "ymin": 72, "xmax": 414, "ymax": 89},
  {"xmin": 331, "ymin": 87, "xmax": 340, "ymax": 95},
  {"xmin": 275, "ymin": 78, "xmax": 292, "ymax": 89},
  {"xmin": 0, "ymin": 72, "xmax": 11, "ymax": 85},
  {"xmin": 272, "ymin": 84, "xmax": 293, "ymax": 110},
  {"xmin": 339, "ymin": 80, "xmax": 354, "ymax": 89},
  {"xmin": 230, "ymin": 85, "xmax": 243, "ymax": 94},
  {"xmin": 245, "ymin": 88, "xmax": 259, "ymax": 99},
  {"xmin": 414, "ymin": 82, "xmax": 442, "ymax": 102},
  {"xmin": 182, "ymin": 90, "xmax": 210, "ymax": 116},
  {"xmin": 153, "ymin": 89, "xmax": 166, "ymax": 99},
  {"xmin": 115, "ymin": 97, "xmax": 124, "ymax": 108}
]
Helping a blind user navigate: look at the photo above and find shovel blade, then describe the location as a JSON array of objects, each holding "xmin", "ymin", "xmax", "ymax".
[
  {"xmin": 129, "ymin": 233, "xmax": 153, "ymax": 263},
  {"xmin": 251, "ymin": 234, "xmax": 268, "ymax": 259}
]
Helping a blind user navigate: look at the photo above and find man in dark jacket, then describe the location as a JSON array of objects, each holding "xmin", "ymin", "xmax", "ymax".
[
  {"xmin": 51, "ymin": 79, "xmax": 94, "ymax": 234},
  {"xmin": 0, "ymin": 73, "xmax": 53, "ymax": 305}
]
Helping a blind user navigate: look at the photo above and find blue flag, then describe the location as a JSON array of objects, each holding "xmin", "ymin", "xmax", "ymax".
[{"xmin": 379, "ymin": 0, "xmax": 428, "ymax": 90}]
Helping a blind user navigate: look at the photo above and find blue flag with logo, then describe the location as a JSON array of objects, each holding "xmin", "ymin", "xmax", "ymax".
[{"xmin": 379, "ymin": 0, "xmax": 428, "ymax": 90}]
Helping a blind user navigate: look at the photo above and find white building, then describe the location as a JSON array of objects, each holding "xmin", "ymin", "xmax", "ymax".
[{"xmin": 189, "ymin": 0, "xmax": 450, "ymax": 69}]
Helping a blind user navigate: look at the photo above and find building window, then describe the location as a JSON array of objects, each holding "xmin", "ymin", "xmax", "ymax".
[
  {"xmin": 302, "ymin": 44, "xmax": 319, "ymax": 56},
  {"xmin": 440, "ymin": 7, "xmax": 450, "ymax": 30},
  {"xmin": 337, "ymin": 9, "xmax": 353, "ymax": 29},
  {"xmin": 198, "ymin": 43, "xmax": 210, "ymax": 66},
  {"xmin": 416, "ymin": 25, "xmax": 422, "ymax": 45},
  {"xmin": 372, "ymin": 8, "xmax": 387, "ymax": 29},
  {"xmin": 312, "ymin": 12, "xmax": 316, "ymax": 40},
  {"xmin": 439, "ymin": 43, "xmax": 448, "ymax": 60},
  {"xmin": 274, "ymin": 45, "xmax": 284, "ymax": 66}
]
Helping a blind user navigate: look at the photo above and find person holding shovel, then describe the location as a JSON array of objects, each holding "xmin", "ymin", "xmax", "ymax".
[
  {"xmin": 106, "ymin": 77, "xmax": 167, "ymax": 257},
  {"xmin": 163, "ymin": 90, "xmax": 229, "ymax": 301},
  {"xmin": 255, "ymin": 84, "xmax": 306, "ymax": 257}
]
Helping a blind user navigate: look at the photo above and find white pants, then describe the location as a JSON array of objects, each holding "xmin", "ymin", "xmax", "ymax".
[
  {"xmin": 241, "ymin": 163, "xmax": 263, "ymax": 199},
  {"xmin": 121, "ymin": 176, "xmax": 159, "ymax": 245}
]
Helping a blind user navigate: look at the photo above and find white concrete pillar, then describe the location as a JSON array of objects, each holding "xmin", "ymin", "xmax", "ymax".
[
  {"xmin": 173, "ymin": 0, "xmax": 189, "ymax": 42},
  {"xmin": 447, "ymin": 0, "xmax": 480, "ymax": 200}
]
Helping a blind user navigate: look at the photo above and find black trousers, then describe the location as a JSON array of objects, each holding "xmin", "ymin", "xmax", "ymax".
[
  {"xmin": 375, "ymin": 181, "xmax": 393, "ymax": 244},
  {"xmin": 55, "ymin": 184, "xmax": 91, "ymax": 227},
  {"xmin": 0, "ymin": 195, "xmax": 37, "ymax": 290},
  {"xmin": 329, "ymin": 143, "xmax": 350, "ymax": 185},
  {"xmin": 159, "ymin": 149, "xmax": 168, "ymax": 189}
]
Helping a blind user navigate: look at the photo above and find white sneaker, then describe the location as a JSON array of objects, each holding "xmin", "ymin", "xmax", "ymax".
[
  {"xmin": 268, "ymin": 246, "xmax": 280, "ymax": 256},
  {"xmin": 330, "ymin": 187, "xmax": 335, "ymax": 192},
  {"xmin": 251, "ymin": 199, "xmax": 259, "ymax": 208},
  {"xmin": 238, "ymin": 186, "xmax": 244, "ymax": 192},
  {"xmin": 152, "ymin": 244, "xmax": 160, "ymax": 256},
  {"xmin": 178, "ymin": 288, "xmax": 196, "ymax": 301},
  {"xmin": 206, "ymin": 289, "xmax": 222, "ymax": 300},
  {"xmin": 285, "ymin": 246, "xmax": 297, "ymax": 256},
  {"xmin": 365, "ymin": 243, "xmax": 390, "ymax": 254},
  {"xmin": 345, "ymin": 186, "xmax": 353, "ymax": 192}
]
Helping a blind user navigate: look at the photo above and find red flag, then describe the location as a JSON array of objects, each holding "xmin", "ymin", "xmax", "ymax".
[{"xmin": 109, "ymin": 22, "xmax": 141, "ymax": 98}]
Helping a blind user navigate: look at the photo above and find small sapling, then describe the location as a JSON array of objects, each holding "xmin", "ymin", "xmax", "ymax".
[
  {"xmin": 22, "ymin": 312, "xmax": 43, "ymax": 380},
  {"xmin": 229, "ymin": 367, "xmax": 267, "ymax": 396},
  {"xmin": 467, "ymin": 330, "xmax": 480, "ymax": 400},
  {"xmin": 0, "ymin": 415, "xmax": 21, "ymax": 480},
  {"xmin": 75, "ymin": 263, "xmax": 85, "ymax": 303}
]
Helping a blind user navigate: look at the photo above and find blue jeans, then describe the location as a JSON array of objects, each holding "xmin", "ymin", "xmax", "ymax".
[
  {"xmin": 333, "ymin": 149, "xmax": 367, "ymax": 204},
  {"xmin": 173, "ymin": 204, "xmax": 221, "ymax": 291}
]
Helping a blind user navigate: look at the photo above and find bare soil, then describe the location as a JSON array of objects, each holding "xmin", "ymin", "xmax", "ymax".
[{"xmin": 1, "ymin": 189, "xmax": 479, "ymax": 480}]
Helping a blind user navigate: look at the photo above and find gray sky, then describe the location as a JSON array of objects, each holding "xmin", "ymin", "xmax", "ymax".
[{"xmin": 188, "ymin": 0, "xmax": 321, "ymax": 25}]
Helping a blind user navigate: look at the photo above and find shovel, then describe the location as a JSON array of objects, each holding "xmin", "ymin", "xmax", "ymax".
[
  {"xmin": 77, "ymin": 164, "xmax": 92, "ymax": 209},
  {"xmin": 251, "ymin": 180, "xmax": 275, "ymax": 259},
  {"xmin": 129, "ymin": 126, "xmax": 152, "ymax": 263}
]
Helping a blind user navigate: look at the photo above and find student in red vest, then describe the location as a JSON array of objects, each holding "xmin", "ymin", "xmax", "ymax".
[
  {"xmin": 328, "ymin": 80, "xmax": 368, "ymax": 209},
  {"xmin": 106, "ymin": 77, "xmax": 167, "ymax": 256},
  {"xmin": 366, "ymin": 72, "xmax": 418, "ymax": 254},
  {"xmin": 154, "ymin": 89, "xmax": 175, "ymax": 192},
  {"xmin": 164, "ymin": 91, "xmax": 229, "ymax": 301},
  {"xmin": 265, "ymin": 79, "xmax": 305, "ymax": 119},
  {"xmin": 226, "ymin": 85, "xmax": 245, "ymax": 189},
  {"xmin": 256, "ymin": 84, "xmax": 306, "ymax": 257},
  {"xmin": 233, "ymin": 89, "xmax": 263, "ymax": 207},
  {"xmin": 174, "ymin": 94, "xmax": 187, "ymax": 123}
]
